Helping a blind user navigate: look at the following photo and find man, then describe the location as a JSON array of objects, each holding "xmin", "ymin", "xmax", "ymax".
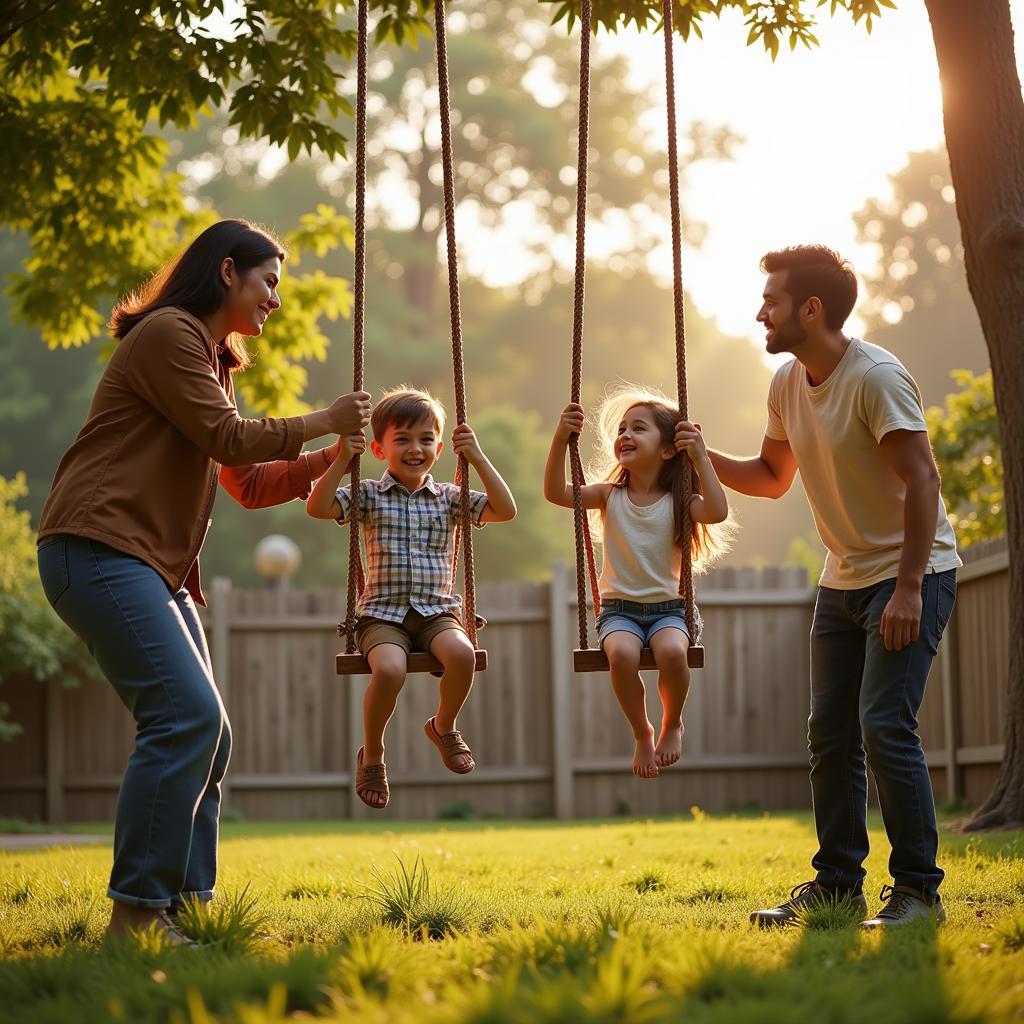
[{"xmin": 692, "ymin": 245, "xmax": 960, "ymax": 928}]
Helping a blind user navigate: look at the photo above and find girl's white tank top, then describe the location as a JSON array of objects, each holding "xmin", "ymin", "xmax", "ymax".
[{"xmin": 598, "ymin": 485, "xmax": 682, "ymax": 602}]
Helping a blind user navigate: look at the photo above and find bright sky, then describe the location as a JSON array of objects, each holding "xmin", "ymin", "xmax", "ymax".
[{"xmin": 463, "ymin": 1, "xmax": 1024, "ymax": 352}]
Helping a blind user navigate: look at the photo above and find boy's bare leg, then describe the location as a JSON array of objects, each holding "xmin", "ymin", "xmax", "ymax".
[
  {"xmin": 605, "ymin": 632, "xmax": 658, "ymax": 779},
  {"xmin": 650, "ymin": 627, "xmax": 690, "ymax": 768},
  {"xmin": 363, "ymin": 644, "xmax": 408, "ymax": 783},
  {"xmin": 429, "ymin": 628, "xmax": 477, "ymax": 770}
]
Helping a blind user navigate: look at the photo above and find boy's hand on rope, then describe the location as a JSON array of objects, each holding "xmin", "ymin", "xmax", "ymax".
[
  {"xmin": 452, "ymin": 423, "xmax": 486, "ymax": 466},
  {"xmin": 675, "ymin": 421, "xmax": 709, "ymax": 463},
  {"xmin": 339, "ymin": 432, "xmax": 367, "ymax": 464},
  {"xmin": 556, "ymin": 403, "xmax": 586, "ymax": 441},
  {"xmin": 327, "ymin": 391, "xmax": 373, "ymax": 435}
]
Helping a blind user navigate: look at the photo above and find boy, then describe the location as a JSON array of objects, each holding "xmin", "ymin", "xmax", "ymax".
[{"xmin": 307, "ymin": 388, "xmax": 516, "ymax": 809}]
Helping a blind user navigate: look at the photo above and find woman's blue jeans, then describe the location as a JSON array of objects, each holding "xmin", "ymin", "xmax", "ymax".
[
  {"xmin": 37, "ymin": 534, "xmax": 231, "ymax": 909},
  {"xmin": 808, "ymin": 569, "xmax": 957, "ymax": 902}
]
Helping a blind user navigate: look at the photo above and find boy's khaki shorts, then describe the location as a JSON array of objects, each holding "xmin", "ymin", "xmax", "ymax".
[{"xmin": 356, "ymin": 609, "xmax": 465, "ymax": 656}]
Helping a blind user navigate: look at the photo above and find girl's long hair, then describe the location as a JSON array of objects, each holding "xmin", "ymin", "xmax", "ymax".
[
  {"xmin": 108, "ymin": 219, "xmax": 286, "ymax": 369},
  {"xmin": 589, "ymin": 384, "xmax": 735, "ymax": 573}
]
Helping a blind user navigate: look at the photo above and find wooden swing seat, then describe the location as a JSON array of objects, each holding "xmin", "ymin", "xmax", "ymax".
[
  {"xmin": 573, "ymin": 646, "xmax": 704, "ymax": 673},
  {"xmin": 337, "ymin": 649, "xmax": 488, "ymax": 676}
]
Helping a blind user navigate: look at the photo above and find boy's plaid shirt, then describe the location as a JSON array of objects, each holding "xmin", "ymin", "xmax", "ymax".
[{"xmin": 335, "ymin": 470, "xmax": 487, "ymax": 623}]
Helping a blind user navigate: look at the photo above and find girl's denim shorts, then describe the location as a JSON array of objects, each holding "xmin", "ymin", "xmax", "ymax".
[{"xmin": 597, "ymin": 597, "xmax": 695, "ymax": 648}]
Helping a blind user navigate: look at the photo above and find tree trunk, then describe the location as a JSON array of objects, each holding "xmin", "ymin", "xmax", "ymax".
[{"xmin": 925, "ymin": 0, "xmax": 1024, "ymax": 829}]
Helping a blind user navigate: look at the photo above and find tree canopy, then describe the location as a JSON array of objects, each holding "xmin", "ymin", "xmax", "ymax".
[{"xmin": 3, "ymin": 0, "xmax": 884, "ymax": 410}]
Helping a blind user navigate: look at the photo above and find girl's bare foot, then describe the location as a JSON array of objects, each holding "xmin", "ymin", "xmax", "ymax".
[
  {"xmin": 655, "ymin": 720, "xmax": 684, "ymax": 768},
  {"xmin": 633, "ymin": 728, "xmax": 659, "ymax": 779}
]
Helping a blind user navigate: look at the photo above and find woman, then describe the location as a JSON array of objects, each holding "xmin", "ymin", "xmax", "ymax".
[{"xmin": 36, "ymin": 219, "xmax": 370, "ymax": 943}]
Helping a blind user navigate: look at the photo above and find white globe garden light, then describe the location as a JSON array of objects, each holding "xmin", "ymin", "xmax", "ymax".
[{"xmin": 253, "ymin": 534, "xmax": 301, "ymax": 585}]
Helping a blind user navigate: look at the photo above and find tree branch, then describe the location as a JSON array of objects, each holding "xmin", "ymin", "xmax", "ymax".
[{"xmin": 0, "ymin": 0, "xmax": 64, "ymax": 49}]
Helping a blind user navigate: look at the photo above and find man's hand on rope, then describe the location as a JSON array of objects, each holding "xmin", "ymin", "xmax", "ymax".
[{"xmin": 557, "ymin": 403, "xmax": 586, "ymax": 442}]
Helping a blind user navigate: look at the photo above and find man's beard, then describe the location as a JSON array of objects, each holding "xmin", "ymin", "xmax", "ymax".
[{"xmin": 766, "ymin": 313, "xmax": 807, "ymax": 355}]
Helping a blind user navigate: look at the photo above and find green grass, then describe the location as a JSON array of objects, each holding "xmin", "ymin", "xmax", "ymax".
[{"xmin": 1, "ymin": 812, "xmax": 1022, "ymax": 1023}]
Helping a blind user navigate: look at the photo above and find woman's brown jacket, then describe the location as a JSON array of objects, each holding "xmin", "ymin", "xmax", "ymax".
[{"xmin": 39, "ymin": 307, "xmax": 324, "ymax": 605}]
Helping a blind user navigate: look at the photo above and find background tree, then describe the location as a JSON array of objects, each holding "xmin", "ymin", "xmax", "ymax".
[
  {"xmin": 0, "ymin": 1, "xmax": 429, "ymax": 412},
  {"xmin": 854, "ymin": 147, "xmax": 989, "ymax": 408},
  {"xmin": 345, "ymin": 0, "xmax": 735, "ymax": 320}
]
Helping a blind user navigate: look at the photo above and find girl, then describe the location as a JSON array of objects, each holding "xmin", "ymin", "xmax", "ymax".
[
  {"xmin": 544, "ymin": 386, "xmax": 733, "ymax": 779},
  {"xmin": 36, "ymin": 220, "xmax": 371, "ymax": 943}
]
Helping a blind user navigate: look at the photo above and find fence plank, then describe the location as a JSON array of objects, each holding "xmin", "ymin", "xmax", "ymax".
[
  {"xmin": 549, "ymin": 562, "xmax": 573, "ymax": 819},
  {"xmin": 45, "ymin": 677, "xmax": 64, "ymax": 823}
]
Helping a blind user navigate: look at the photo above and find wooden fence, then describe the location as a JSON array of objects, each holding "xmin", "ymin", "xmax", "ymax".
[{"xmin": 0, "ymin": 539, "xmax": 1008, "ymax": 822}]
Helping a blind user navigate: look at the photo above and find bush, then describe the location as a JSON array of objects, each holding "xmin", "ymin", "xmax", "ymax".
[
  {"xmin": 927, "ymin": 369, "xmax": 1003, "ymax": 547},
  {"xmin": 0, "ymin": 473, "xmax": 96, "ymax": 739}
]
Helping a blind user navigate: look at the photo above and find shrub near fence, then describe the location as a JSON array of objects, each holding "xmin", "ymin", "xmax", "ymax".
[{"xmin": 0, "ymin": 539, "xmax": 1008, "ymax": 822}]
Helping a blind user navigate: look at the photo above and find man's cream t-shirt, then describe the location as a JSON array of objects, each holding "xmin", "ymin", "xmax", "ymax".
[{"xmin": 765, "ymin": 338, "xmax": 961, "ymax": 590}]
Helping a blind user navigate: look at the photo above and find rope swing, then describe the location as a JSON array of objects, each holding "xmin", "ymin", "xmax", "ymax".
[
  {"xmin": 568, "ymin": 0, "xmax": 705, "ymax": 673},
  {"xmin": 336, "ymin": 0, "xmax": 487, "ymax": 677}
]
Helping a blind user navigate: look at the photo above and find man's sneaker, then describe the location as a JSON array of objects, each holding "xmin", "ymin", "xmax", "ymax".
[
  {"xmin": 749, "ymin": 880, "xmax": 868, "ymax": 929},
  {"xmin": 860, "ymin": 885, "xmax": 945, "ymax": 929}
]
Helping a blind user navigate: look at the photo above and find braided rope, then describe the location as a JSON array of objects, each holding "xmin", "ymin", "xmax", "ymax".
[
  {"xmin": 341, "ymin": 0, "xmax": 369, "ymax": 653},
  {"xmin": 434, "ymin": 0, "xmax": 478, "ymax": 647},
  {"xmin": 567, "ymin": 0, "xmax": 601, "ymax": 648},
  {"xmin": 662, "ymin": 0, "xmax": 699, "ymax": 643}
]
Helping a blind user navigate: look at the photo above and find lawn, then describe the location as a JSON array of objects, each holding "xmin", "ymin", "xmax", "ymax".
[{"xmin": 1, "ymin": 812, "xmax": 1022, "ymax": 1023}]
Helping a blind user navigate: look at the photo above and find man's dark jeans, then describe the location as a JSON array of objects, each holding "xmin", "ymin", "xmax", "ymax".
[{"xmin": 808, "ymin": 569, "xmax": 956, "ymax": 902}]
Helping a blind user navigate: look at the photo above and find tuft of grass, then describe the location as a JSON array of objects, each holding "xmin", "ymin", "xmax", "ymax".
[
  {"xmin": 627, "ymin": 868, "xmax": 667, "ymax": 894},
  {"xmin": 36, "ymin": 896, "xmax": 102, "ymax": 949},
  {"xmin": 991, "ymin": 911, "xmax": 1024, "ymax": 951},
  {"xmin": 328, "ymin": 929, "xmax": 416, "ymax": 1001},
  {"xmin": 284, "ymin": 877, "xmax": 334, "ymax": 901},
  {"xmin": 676, "ymin": 880, "xmax": 747, "ymax": 905},
  {"xmin": 175, "ymin": 884, "xmax": 266, "ymax": 952},
  {"xmin": 793, "ymin": 893, "xmax": 864, "ymax": 931},
  {"xmin": 360, "ymin": 856, "xmax": 470, "ymax": 940},
  {"xmin": 489, "ymin": 915, "xmax": 619, "ymax": 977},
  {"xmin": 1, "ymin": 877, "xmax": 33, "ymax": 906}
]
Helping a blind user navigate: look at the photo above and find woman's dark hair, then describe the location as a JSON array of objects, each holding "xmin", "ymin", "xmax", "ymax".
[
  {"xmin": 759, "ymin": 244, "xmax": 857, "ymax": 330},
  {"xmin": 109, "ymin": 219, "xmax": 286, "ymax": 368}
]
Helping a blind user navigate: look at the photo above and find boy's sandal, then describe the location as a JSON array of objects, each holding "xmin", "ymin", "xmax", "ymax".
[
  {"xmin": 424, "ymin": 717, "xmax": 475, "ymax": 774},
  {"xmin": 355, "ymin": 746, "xmax": 390, "ymax": 809}
]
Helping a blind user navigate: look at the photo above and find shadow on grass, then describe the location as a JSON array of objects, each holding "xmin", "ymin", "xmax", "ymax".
[{"xmin": 670, "ymin": 904, "xmax": 951, "ymax": 1023}]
